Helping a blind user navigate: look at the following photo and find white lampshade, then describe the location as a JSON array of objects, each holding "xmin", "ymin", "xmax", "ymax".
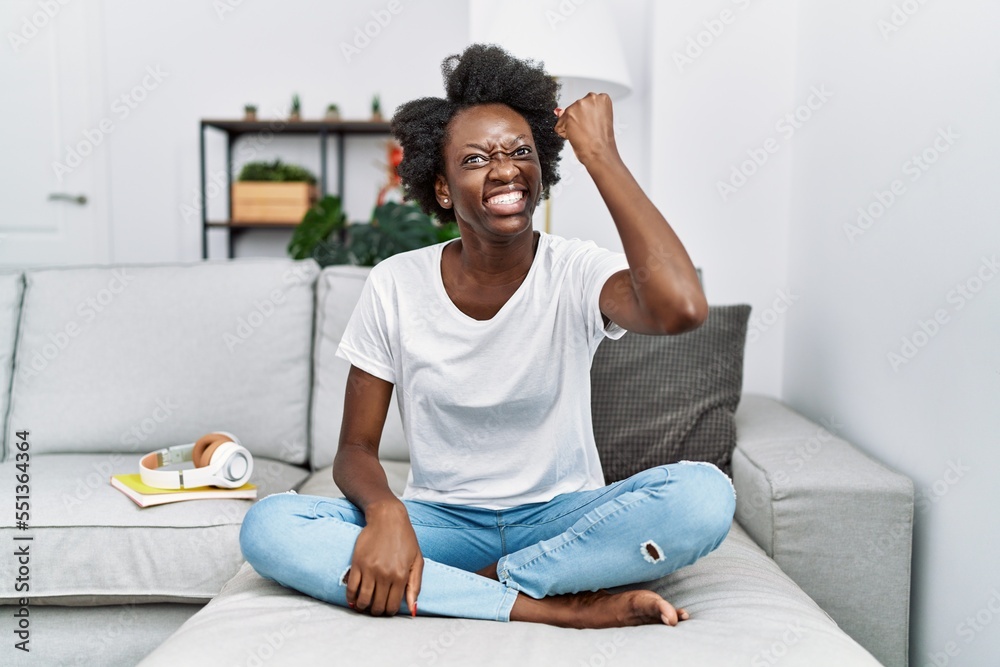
[{"xmin": 469, "ymin": 0, "xmax": 632, "ymax": 106}]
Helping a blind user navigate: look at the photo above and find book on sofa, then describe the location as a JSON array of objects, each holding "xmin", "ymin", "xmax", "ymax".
[{"xmin": 110, "ymin": 474, "xmax": 257, "ymax": 508}]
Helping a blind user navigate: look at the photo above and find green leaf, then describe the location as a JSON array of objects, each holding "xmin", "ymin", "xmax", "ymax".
[
  {"xmin": 287, "ymin": 195, "xmax": 345, "ymax": 261},
  {"xmin": 238, "ymin": 159, "xmax": 316, "ymax": 184},
  {"xmin": 288, "ymin": 200, "xmax": 459, "ymax": 267}
]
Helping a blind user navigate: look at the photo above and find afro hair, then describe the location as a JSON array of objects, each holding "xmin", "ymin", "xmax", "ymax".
[{"xmin": 390, "ymin": 43, "xmax": 565, "ymax": 224}]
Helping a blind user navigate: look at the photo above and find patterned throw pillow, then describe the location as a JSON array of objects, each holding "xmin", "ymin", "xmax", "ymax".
[{"xmin": 590, "ymin": 304, "xmax": 751, "ymax": 482}]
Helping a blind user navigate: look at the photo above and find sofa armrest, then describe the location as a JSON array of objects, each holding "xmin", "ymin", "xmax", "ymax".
[{"xmin": 731, "ymin": 394, "xmax": 913, "ymax": 667}]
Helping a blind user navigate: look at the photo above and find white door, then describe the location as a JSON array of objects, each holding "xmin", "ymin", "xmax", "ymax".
[{"xmin": 0, "ymin": 0, "xmax": 110, "ymax": 268}]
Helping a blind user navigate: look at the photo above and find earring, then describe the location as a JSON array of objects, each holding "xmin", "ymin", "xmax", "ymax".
[{"xmin": 443, "ymin": 198, "xmax": 449, "ymax": 204}]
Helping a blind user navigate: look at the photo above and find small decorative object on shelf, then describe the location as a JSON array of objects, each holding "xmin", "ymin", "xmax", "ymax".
[
  {"xmin": 233, "ymin": 159, "xmax": 317, "ymax": 224},
  {"xmin": 371, "ymin": 94, "xmax": 383, "ymax": 122},
  {"xmin": 324, "ymin": 103, "xmax": 341, "ymax": 121},
  {"xmin": 243, "ymin": 104, "xmax": 257, "ymax": 122},
  {"xmin": 289, "ymin": 93, "xmax": 301, "ymax": 121}
]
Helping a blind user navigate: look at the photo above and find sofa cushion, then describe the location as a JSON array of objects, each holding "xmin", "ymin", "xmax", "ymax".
[
  {"xmin": 591, "ymin": 304, "xmax": 751, "ymax": 482},
  {"xmin": 137, "ymin": 520, "xmax": 879, "ymax": 667},
  {"xmin": 5, "ymin": 603, "xmax": 203, "ymax": 667},
  {"xmin": 0, "ymin": 272, "xmax": 24, "ymax": 461},
  {"xmin": 6, "ymin": 259, "xmax": 318, "ymax": 464},
  {"xmin": 310, "ymin": 265, "xmax": 408, "ymax": 469},
  {"xmin": 0, "ymin": 453, "xmax": 309, "ymax": 605}
]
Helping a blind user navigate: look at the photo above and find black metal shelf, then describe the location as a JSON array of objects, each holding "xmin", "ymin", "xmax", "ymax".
[
  {"xmin": 205, "ymin": 220, "xmax": 299, "ymax": 229},
  {"xmin": 199, "ymin": 119, "xmax": 392, "ymax": 259}
]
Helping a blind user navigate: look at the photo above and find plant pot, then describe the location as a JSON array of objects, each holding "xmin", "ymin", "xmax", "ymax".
[
  {"xmin": 244, "ymin": 110, "xmax": 257, "ymax": 121},
  {"xmin": 289, "ymin": 112, "xmax": 301, "ymax": 122},
  {"xmin": 232, "ymin": 182, "xmax": 317, "ymax": 224}
]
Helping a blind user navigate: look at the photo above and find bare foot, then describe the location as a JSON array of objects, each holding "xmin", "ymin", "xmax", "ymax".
[{"xmin": 510, "ymin": 588, "xmax": 689, "ymax": 628}]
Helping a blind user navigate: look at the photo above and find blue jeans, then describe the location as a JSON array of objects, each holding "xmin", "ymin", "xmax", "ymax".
[{"xmin": 239, "ymin": 461, "xmax": 736, "ymax": 622}]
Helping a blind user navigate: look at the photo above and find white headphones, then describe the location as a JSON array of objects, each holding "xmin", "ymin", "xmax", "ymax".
[{"xmin": 139, "ymin": 431, "xmax": 254, "ymax": 490}]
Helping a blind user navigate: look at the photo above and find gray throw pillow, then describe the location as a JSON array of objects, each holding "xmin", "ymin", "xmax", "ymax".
[{"xmin": 590, "ymin": 304, "xmax": 751, "ymax": 482}]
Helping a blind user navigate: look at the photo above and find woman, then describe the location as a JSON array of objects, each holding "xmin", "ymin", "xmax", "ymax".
[{"xmin": 240, "ymin": 44, "xmax": 735, "ymax": 629}]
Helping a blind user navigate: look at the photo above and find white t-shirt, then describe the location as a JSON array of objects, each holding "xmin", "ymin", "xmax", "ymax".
[{"xmin": 334, "ymin": 231, "xmax": 630, "ymax": 510}]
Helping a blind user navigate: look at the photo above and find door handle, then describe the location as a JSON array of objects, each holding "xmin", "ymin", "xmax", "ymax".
[{"xmin": 48, "ymin": 193, "xmax": 88, "ymax": 205}]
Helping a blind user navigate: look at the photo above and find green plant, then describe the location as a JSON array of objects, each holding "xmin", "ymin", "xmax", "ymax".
[
  {"xmin": 290, "ymin": 94, "xmax": 301, "ymax": 114},
  {"xmin": 371, "ymin": 94, "xmax": 381, "ymax": 115},
  {"xmin": 244, "ymin": 104, "xmax": 257, "ymax": 113},
  {"xmin": 237, "ymin": 159, "xmax": 316, "ymax": 184},
  {"xmin": 326, "ymin": 103, "xmax": 339, "ymax": 112},
  {"xmin": 289, "ymin": 199, "xmax": 459, "ymax": 267},
  {"xmin": 287, "ymin": 196, "xmax": 346, "ymax": 261}
]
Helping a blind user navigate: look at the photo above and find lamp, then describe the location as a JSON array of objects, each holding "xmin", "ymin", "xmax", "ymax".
[{"xmin": 469, "ymin": 0, "xmax": 632, "ymax": 232}]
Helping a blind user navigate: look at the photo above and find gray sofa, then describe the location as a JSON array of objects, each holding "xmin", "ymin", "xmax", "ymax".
[{"xmin": 0, "ymin": 258, "xmax": 913, "ymax": 666}]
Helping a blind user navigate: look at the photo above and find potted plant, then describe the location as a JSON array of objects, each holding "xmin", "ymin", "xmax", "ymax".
[
  {"xmin": 289, "ymin": 94, "xmax": 301, "ymax": 121},
  {"xmin": 324, "ymin": 104, "xmax": 341, "ymax": 121},
  {"xmin": 288, "ymin": 196, "xmax": 347, "ymax": 261},
  {"xmin": 243, "ymin": 104, "xmax": 257, "ymax": 122},
  {"xmin": 232, "ymin": 159, "xmax": 318, "ymax": 224},
  {"xmin": 288, "ymin": 197, "xmax": 458, "ymax": 267},
  {"xmin": 370, "ymin": 94, "xmax": 382, "ymax": 122}
]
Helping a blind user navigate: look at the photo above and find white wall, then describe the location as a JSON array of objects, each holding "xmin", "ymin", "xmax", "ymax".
[
  {"xmin": 649, "ymin": 0, "xmax": 799, "ymax": 396},
  {"xmin": 650, "ymin": 1, "xmax": 1000, "ymax": 663},
  {"xmin": 783, "ymin": 1, "xmax": 1000, "ymax": 665},
  {"xmin": 98, "ymin": 0, "xmax": 475, "ymax": 261},
  {"xmin": 95, "ymin": 0, "xmax": 654, "ymax": 268}
]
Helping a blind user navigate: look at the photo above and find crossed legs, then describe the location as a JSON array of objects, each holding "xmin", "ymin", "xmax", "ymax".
[{"xmin": 239, "ymin": 461, "xmax": 735, "ymax": 627}]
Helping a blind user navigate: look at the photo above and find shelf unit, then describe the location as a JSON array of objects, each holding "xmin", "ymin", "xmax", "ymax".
[{"xmin": 199, "ymin": 119, "xmax": 392, "ymax": 259}]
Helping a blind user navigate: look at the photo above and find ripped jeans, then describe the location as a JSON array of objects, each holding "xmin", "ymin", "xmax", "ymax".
[{"xmin": 239, "ymin": 461, "xmax": 736, "ymax": 622}]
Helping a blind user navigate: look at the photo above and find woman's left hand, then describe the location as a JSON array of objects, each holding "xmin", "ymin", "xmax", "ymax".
[{"xmin": 553, "ymin": 93, "xmax": 620, "ymax": 167}]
